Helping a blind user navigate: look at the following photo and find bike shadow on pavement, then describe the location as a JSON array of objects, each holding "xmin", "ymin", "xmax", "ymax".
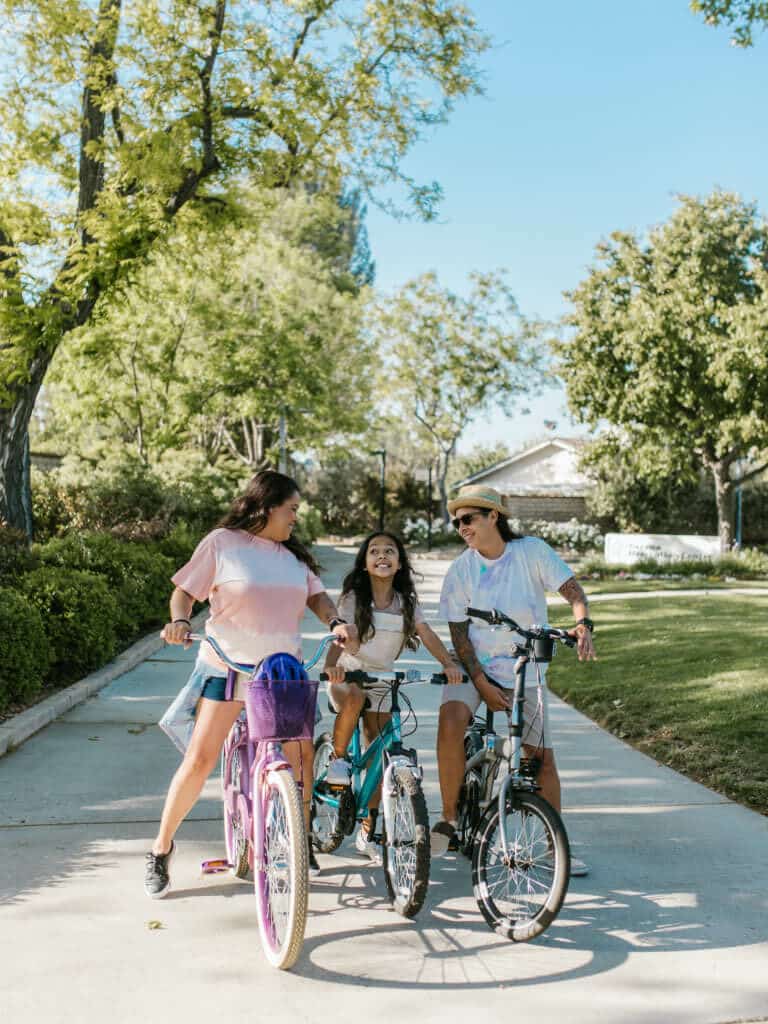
[{"xmin": 287, "ymin": 836, "xmax": 768, "ymax": 990}]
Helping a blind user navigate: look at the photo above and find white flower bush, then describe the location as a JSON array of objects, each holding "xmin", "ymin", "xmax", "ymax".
[{"xmin": 403, "ymin": 515, "xmax": 603, "ymax": 553}]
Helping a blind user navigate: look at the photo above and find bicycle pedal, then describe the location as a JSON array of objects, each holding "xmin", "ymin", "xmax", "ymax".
[{"xmin": 201, "ymin": 858, "xmax": 232, "ymax": 874}]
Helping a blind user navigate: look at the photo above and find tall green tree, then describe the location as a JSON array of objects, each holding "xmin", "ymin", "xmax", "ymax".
[
  {"xmin": 48, "ymin": 189, "xmax": 374, "ymax": 468},
  {"xmin": 691, "ymin": 0, "xmax": 768, "ymax": 46},
  {"xmin": 377, "ymin": 271, "xmax": 545, "ymax": 520},
  {"xmin": 556, "ymin": 190, "xmax": 768, "ymax": 552},
  {"xmin": 0, "ymin": 0, "xmax": 487, "ymax": 534}
]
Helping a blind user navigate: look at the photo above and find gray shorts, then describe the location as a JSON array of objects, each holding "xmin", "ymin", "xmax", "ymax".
[{"xmin": 439, "ymin": 675, "xmax": 550, "ymax": 750}]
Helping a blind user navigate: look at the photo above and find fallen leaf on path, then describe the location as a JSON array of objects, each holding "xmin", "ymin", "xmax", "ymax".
[{"xmin": 147, "ymin": 920, "xmax": 165, "ymax": 930}]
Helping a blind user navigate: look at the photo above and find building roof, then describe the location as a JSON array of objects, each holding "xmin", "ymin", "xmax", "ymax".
[{"xmin": 454, "ymin": 437, "xmax": 588, "ymax": 489}]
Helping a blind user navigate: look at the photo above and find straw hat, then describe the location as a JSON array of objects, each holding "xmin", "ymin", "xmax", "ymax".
[{"xmin": 447, "ymin": 484, "xmax": 506, "ymax": 517}]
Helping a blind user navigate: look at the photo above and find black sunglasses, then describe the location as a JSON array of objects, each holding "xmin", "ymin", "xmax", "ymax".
[{"xmin": 451, "ymin": 510, "xmax": 490, "ymax": 530}]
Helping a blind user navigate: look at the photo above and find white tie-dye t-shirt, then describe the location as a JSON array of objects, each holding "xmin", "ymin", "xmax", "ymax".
[{"xmin": 439, "ymin": 538, "xmax": 573, "ymax": 685}]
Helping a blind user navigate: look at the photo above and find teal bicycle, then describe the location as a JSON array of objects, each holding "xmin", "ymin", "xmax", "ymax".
[{"xmin": 310, "ymin": 669, "xmax": 436, "ymax": 918}]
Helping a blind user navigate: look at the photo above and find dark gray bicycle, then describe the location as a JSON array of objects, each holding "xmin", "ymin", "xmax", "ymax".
[{"xmin": 438, "ymin": 607, "xmax": 577, "ymax": 942}]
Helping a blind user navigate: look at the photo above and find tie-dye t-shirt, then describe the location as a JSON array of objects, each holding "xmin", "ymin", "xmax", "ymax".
[
  {"xmin": 172, "ymin": 528, "xmax": 325, "ymax": 671},
  {"xmin": 439, "ymin": 538, "xmax": 572, "ymax": 684}
]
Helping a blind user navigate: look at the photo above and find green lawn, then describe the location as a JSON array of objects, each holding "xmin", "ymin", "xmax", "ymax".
[
  {"xmin": 547, "ymin": 595, "xmax": 768, "ymax": 815},
  {"xmin": 582, "ymin": 578, "xmax": 768, "ymax": 595}
]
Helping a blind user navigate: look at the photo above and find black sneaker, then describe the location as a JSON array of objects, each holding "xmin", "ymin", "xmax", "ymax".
[
  {"xmin": 430, "ymin": 820, "xmax": 459, "ymax": 856},
  {"xmin": 145, "ymin": 841, "xmax": 176, "ymax": 899},
  {"xmin": 308, "ymin": 837, "xmax": 320, "ymax": 877}
]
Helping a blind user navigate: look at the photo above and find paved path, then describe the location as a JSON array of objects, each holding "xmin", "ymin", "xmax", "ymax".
[{"xmin": 1, "ymin": 546, "xmax": 767, "ymax": 1024}]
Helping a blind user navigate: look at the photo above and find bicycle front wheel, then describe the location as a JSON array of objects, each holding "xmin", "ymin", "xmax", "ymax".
[
  {"xmin": 310, "ymin": 732, "xmax": 344, "ymax": 854},
  {"xmin": 472, "ymin": 791, "xmax": 570, "ymax": 942},
  {"xmin": 381, "ymin": 766, "xmax": 430, "ymax": 919},
  {"xmin": 254, "ymin": 767, "xmax": 308, "ymax": 970}
]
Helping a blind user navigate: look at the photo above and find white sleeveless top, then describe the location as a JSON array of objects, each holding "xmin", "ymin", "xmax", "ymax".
[{"xmin": 336, "ymin": 592, "xmax": 424, "ymax": 672}]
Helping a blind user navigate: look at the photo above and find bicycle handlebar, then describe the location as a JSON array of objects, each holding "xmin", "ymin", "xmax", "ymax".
[
  {"xmin": 465, "ymin": 608, "xmax": 577, "ymax": 647},
  {"xmin": 319, "ymin": 669, "xmax": 452, "ymax": 688},
  {"xmin": 183, "ymin": 632, "xmax": 340, "ymax": 673}
]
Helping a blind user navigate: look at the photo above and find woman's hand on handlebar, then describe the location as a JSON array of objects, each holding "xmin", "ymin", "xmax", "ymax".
[
  {"xmin": 332, "ymin": 621, "xmax": 359, "ymax": 654},
  {"xmin": 442, "ymin": 661, "xmax": 465, "ymax": 685},
  {"xmin": 323, "ymin": 665, "xmax": 347, "ymax": 685},
  {"xmin": 161, "ymin": 621, "xmax": 193, "ymax": 647}
]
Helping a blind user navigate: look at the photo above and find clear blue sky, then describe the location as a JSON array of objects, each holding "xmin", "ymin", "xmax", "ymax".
[{"xmin": 364, "ymin": 0, "xmax": 768, "ymax": 453}]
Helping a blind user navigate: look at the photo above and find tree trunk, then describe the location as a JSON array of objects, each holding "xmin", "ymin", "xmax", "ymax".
[
  {"xmin": 0, "ymin": 352, "xmax": 50, "ymax": 537},
  {"xmin": 710, "ymin": 459, "xmax": 735, "ymax": 554}
]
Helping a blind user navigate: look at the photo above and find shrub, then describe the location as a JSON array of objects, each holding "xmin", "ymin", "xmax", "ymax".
[
  {"xmin": 37, "ymin": 533, "xmax": 174, "ymax": 641},
  {"xmin": 0, "ymin": 587, "xmax": 49, "ymax": 713},
  {"xmin": 296, "ymin": 503, "xmax": 323, "ymax": 545},
  {"xmin": 402, "ymin": 517, "xmax": 456, "ymax": 546},
  {"xmin": 0, "ymin": 524, "xmax": 38, "ymax": 585},
  {"xmin": 156, "ymin": 520, "xmax": 201, "ymax": 566},
  {"xmin": 508, "ymin": 517, "xmax": 604, "ymax": 553},
  {"xmin": 22, "ymin": 568, "xmax": 118, "ymax": 685},
  {"xmin": 580, "ymin": 548, "xmax": 768, "ymax": 579}
]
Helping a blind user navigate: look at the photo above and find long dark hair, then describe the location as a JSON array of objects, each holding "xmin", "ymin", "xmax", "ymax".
[
  {"xmin": 341, "ymin": 532, "xmax": 420, "ymax": 651},
  {"xmin": 496, "ymin": 512, "xmax": 523, "ymax": 542},
  {"xmin": 218, "ymin": 470, "xmax": 320, "ymax": 575}
]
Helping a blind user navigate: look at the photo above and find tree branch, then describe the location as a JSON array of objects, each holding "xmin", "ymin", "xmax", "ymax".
[{"xmin": 735, "ymin": 461, "xmax": 768, "ymax": 486}]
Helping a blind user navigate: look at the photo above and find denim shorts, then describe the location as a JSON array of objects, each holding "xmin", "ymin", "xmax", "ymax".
[{"xmin": 158, "ymin": 664, "xmax": 232, "ymax": 755}]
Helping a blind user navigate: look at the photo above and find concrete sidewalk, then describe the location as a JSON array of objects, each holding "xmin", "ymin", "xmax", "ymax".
[{"xmin": 1, "ymin": 544, "xmax": 767, "ymax": 1024}]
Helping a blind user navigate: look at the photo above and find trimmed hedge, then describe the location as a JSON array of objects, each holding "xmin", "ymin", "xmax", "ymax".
[
  {"xmin": 0, "ymin": 525, "xmax": 39, "ymax": 584},
  {"xmin": 0, "ymin": 587, "xmax": 49, "ymax": 714},
  {"xmin": 22, "ymin": 567, "xmax": 118, "ymax": 686},
  {"xmin": 37, "ymin": 532, "xmax": 174, "ymax": 642}
]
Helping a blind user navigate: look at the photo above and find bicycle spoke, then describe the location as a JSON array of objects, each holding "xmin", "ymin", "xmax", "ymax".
[
  {"xmin": 390, "ymin": 785, "xmax": 417, "ymax": 896},
  {"xmin": 265, "ymin": 791, "xmax": 292, "ymax": 944}
]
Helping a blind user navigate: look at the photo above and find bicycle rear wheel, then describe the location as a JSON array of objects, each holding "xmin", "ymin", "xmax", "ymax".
[
  {"xmin": 254, "ymin": 767, "xmax": 308, "ymax": 970},
  {"xmin": 472, "ymin": 791, "xmax": 570, "ymax": 942},
  {"xmin": 381, "ymin": 766, "xmax": 430, "ymax": 919},
  {"xmin": 456, "ymin": 768, "xmax": 482, "ymax": 858},
  {"xmin": 310, "ymin": 732, "xmax": 346, "ymax": 853},
  {"xmin": 222, "ymin": 744, "xmax": 250, "ymax": 879}
]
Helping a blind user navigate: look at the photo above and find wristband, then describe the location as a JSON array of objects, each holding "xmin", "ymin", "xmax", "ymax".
[
  {"xmin": 575, "ymin": 617, "xmax": 594, "ymax": 632},
  {"xmin": 173, "ymin": 618, "xmax": 191, "ymax": 626},
  {"xmin": 328, "ymin": 617, "xmax": 347, "ymax": 632}
]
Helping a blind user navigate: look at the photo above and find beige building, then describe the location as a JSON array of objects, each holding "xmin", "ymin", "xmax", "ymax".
[{"xmin": 454, "ymin": 437, "xmax": 593, "ymax": 523}]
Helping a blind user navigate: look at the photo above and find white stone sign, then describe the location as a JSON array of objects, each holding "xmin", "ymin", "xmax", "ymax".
[{"xmin": 604, "ymin": 532, "xmax": 720, "ymax": 565}]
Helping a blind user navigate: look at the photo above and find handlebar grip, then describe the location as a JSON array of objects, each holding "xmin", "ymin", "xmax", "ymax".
[
  {"xmin": 430, "ymin": 673, "xmax": 469, "ymax": 685},
  {"xmin": 319, "ymin": 670, "xmax": 372, "ymax": 683},
  {"xmin": 466, "ymin": 606, "xmax": 494, "ymax": 622}
]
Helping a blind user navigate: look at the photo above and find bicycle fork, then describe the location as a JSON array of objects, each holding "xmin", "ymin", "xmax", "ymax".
[{"xmin": 380, "ymin": 751, "xmax": 422, "ymax": 843}]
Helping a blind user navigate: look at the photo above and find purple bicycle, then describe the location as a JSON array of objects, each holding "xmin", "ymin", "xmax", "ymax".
[{"xmin": 189, "ymin": 633, "xmax": 332, "ymax": 970}]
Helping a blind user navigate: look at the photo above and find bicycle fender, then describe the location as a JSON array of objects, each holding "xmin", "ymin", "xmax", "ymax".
[{"xmin": 381, "ymin": 755, "xmax": 420, "ymax": 840}]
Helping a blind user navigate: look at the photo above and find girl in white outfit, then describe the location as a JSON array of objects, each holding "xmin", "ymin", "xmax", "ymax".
[{"xmin": 323, "ymin": 532, "xmax": 462, "ymax": 859}]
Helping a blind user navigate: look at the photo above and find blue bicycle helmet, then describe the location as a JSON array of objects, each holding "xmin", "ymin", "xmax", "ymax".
[{"xmin": 254, "ymin": 652, "xmax": 308, "ymax": 683}]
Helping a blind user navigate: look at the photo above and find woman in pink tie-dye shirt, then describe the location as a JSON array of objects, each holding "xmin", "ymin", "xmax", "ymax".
[{"xmin": 145, "ymin": 470, "xmax": 358, "ymax": 899}]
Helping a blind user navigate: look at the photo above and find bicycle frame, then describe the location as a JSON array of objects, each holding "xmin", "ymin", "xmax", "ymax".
[
  {"xmin": 461, "ymin": 608, "xmax": 576, "ymax": 859},
  {"xmin": 313, "ymin": 673, "xmax": 421, "ymax": 840},
  {"xmin": 197, "ymin": 633, "xmax": 336, "ymax": 874}
]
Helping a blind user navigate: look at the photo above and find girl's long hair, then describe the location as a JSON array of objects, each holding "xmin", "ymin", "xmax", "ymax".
[
  {"xmin": 341, "ymin": 532, "xmax": 420, "ymax": 651},
  {"xmin": 218, "ymin": 470, "xmax": 320, "ymax": 575}
]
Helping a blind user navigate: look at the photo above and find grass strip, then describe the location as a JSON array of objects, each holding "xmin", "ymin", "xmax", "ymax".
[{"xmin": 547, "ymin": 595, "xmax": 768, "ymax": 815}]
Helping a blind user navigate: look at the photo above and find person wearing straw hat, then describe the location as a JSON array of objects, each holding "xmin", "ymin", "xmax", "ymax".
[{"xmin": 432, "ymin": 484, "xmax": 596, "ymax": 876}]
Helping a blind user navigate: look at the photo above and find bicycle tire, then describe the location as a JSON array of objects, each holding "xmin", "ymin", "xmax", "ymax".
[
  {"xmin": 254, "ymin": 767, "xmax": 308, "ymax": 970},
  {"xmin": 472, "ymin": 790, "xmax": 570, "ymax": 943},
  {"xmin": 310, "ymin": 733, "xmax": 344, "ymax": 853},
  {"xmin": 456, "ymin": 769, "xmax": 482, "ymax": 858},
  {"xmin": 222, "ymin": 745, "xmax": 250, "ymax": 879},
  {"xmin": 381, "ymin": 766, "xmax": 431, "ymax": 919}
]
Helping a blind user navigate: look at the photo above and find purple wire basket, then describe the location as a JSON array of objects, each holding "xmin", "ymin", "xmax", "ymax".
[{"xmin": 244, "ymin": 679, "xmax": 319, "ymax": 741}]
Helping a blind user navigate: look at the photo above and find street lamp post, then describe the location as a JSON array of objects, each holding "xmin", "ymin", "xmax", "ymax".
[
  {"xmin": 415, "ymin": 463, "xmax": 434, "ymax": 551},
  {"xmin": 370, "ymin": 449, "xmax": 386, "ymax": 531}
]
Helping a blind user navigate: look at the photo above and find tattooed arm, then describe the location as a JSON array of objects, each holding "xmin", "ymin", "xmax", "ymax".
[
  {"xmin": 448, "ymin": 620, "xmax": 510, "ymax": 711},
  {"xmin": 557, "ymin": 576, "xmax": 596, "ymax": 662}
]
